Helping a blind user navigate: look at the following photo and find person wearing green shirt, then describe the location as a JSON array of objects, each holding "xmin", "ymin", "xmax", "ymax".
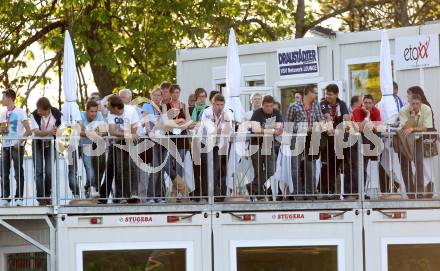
[
  {"xmin": 191, "ymin": 88, "xmax": 209, "ymax": 122},
  {"xmin": 399, "ymin": 96, "xmax": 433, "ymax": 134},
  {"xmin": 399, "ymin": 91, "xmax": 434, "ymax": 198},
  {"xmin": 190, "ymin": 87, "xmax": 209, "ymax": 201}
]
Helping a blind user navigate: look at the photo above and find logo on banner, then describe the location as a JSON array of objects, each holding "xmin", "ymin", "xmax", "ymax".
[
  {"xmin": 395, "ymin": 34, "xmax": 439, "ymax": 70},
  {"xmin": 404, "ymin": 37, "xmax": 430, "ymax": 64},
  {"xmin": 277, "ymin": 45, "xmax": 319, "ymax": 78}
]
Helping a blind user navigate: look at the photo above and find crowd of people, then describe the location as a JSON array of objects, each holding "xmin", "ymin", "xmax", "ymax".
[{"xmin": 0, "ymin": 80, "xmax": 437, "ymax": 206}]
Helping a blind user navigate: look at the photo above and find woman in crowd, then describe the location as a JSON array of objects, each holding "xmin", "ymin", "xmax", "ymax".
[
  {"xmin": 190, "ymin": 88, "xmax": 210, "ymax": 201},
  {"xmin": 143, "ymin": 88, "xmax": 163, "ymax": 132},
  {"xmin": 140, "ymin": 88, "xmax": 165, "ymax": 203},
  {"xmin": 162, "ymin": 84, "xmax": 193, "ymax": 201},
  {"xmin": 209, "ymin": 90, "xmax": 220, "ymax": 105},
  {"xmin": 191, "ymin": 88, "xmax": 209, "ymax": 122},
  {"xmin": 398, "ymin": 86, "xmax": 436, "ymax": 198}
]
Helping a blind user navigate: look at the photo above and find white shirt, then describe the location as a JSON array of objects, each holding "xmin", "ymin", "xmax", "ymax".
[
  {"xmin": 108, "ymin": 105, "xmax": 140, "ymax": 135},
  {"xmin": 0, "ymin": 107, "xmax": 28, "ymax": 147},
  {"xmin": 30, "ymin": 112, "xmax": 57, "ymax": 144},
  {"xmin": 244, "ymin": 110, "xmax": 254, "ymax": 122},
  {"xmin": 200, "ymin": 106, "xmax": 233, "ymax": 134},
  {"xmin": 126, "ymin": 104, "xmax": 145, "ymax": 134},
  {"xmin": 31, "ymin": 113, "xmax": 56, "ymax": 131}
]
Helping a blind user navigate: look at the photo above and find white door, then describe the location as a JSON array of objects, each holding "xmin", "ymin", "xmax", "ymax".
[
  {"xmin": 364, "ymin": 209, "xmax": 440, "ymax": 271},
  {"xmin": 212, "ymin": 210, "xmax": 363, "ymax": 271},
  {"xmin": 57, "ymin": 212, "xmax": 211, "ymax": 271}
]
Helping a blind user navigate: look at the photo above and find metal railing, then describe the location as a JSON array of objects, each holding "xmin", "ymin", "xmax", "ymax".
[
  {"xmin": 0, "ymin": 131, "xmax": 438, "ymax": 207},
  {"xmin": 377, "ymin": 130, "xmax": 440, "ymax": 200}
]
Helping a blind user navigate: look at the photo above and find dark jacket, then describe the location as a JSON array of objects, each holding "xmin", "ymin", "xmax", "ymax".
[
  {"xmin": 31, "ymin": 107, "xmax": 62, "ymax": 147},
  {"xmin": 320, "ymin": 98, "xmax": 349, "ymax": 128},
  {"xmin": 31, "ymin": 107, "xmax": 62, "ymax": 129}
]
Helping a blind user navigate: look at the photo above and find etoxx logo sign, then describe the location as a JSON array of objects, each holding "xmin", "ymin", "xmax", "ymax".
[
  {"xmin": 403, "ymin": 37, "xmax": 430, "ymax": 64},
  {"xmin": 396, "ymin": 34, "xmax": 439, "ymax": 70}
]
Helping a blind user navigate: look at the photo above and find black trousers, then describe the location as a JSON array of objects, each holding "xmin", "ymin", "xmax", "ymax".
[
  {"xmin": 1, "ymin": 145, "xmax": 25, "ymax": 199},
  {"xmin": 33, "ymin": 141, "xmax": 55, "ymax": 199},
  {"xmin": 99, "ymin": 145, "xmax": 114, "ymax": 200},
  {"xmin": 140, "ymin": 141, "xmax": 163, "ymax": 198},
  {"xmin": 114, "ymin": 141, "xmax": 139, "ymax": 199},
  {"xmin": 319, "ymin": 136, "xmax": 342, "ymax": 194},
  {"xmin": 346, "ymin": 141, "xmax": 380, "ymax": 195},
  {"xmin": 213, "ymin": 146, "xmax": 227, "ymax": 197},
  {"xmin": 248, "ymin": 146, "xmax": 275, "ymax": 196},
  {"xmin": 193, "ymin": 152, "xmax": 208, "ymax": 198}
]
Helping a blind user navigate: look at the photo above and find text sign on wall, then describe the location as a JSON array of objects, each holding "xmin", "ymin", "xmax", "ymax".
[
  {"xmin": 277, "ymin": 45, "xmax": 319, "ymax": 78},
  {"xmin": 118, "ymin": 215, "xmax": 153, "ymax": 225},
  {"xmin": 395, "ymin": 34, "xmax": 439, "ymax": 70}
]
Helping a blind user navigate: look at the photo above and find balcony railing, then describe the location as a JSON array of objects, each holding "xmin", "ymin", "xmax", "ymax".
[{"xmin": 0, "ymin": 131, "xmax": 438, "ymax": 207}]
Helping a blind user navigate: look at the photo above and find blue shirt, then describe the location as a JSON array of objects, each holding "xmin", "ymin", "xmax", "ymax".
[
  {"xmin": 395, "ymin": 96, "xmax": 406, "ymax": 112},
  {"xmin": 80, "ymin": 111, "xmax": 104, "ymax": 145},
  {"xmin": 81, "ymin": 111, "xmax": 103, "ymax": 126},
  {"xmin": 142, "ymin": 103, "xmax": 161, "ymax": 129}
]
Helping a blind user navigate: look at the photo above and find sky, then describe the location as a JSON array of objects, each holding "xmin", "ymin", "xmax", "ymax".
[{"xmin": 13, "ymin": 40, "xmax": 98, "ymax": 112}]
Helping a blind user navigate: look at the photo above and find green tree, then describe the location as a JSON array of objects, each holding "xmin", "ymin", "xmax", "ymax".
[
  {"xmin": 0, "ymin": 0, "xmax": 439, "ymax": 110},
  {"xmin": 318, "ymin": 0, "xmax": 440, "ymax": 32}
]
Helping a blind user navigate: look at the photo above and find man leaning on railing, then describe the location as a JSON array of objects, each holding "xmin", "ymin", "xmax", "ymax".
[
  {"xmin": 351, "ymin": 94, "xmax": 382, "ymax": 199},
  {"xmin": 199, "ymin": 93, "xmax": 233, "ymax": 201},
  {"xmin": 287, "ymin": 84, "xmax": 324, "ymax": 199},
  {"xmin": 319, "ymin": 83, "xmax": 350, "ymax": 198},
  {"xmin": 30, "ymin": 97, "xmax": 62, "ymax": 206},
  {"xmin": 80, "ymin": 99, "xmax": 106, "ymax": 199},
  {"xmin": 248, "ymin": 95, "xmax": 283, "ymax": 200},
  {"xmin": 107, "ymin": 94, "xmax": 141, "ymax": 203}
]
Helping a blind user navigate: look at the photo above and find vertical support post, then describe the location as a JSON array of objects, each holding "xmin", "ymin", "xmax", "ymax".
[
  {"xmin": 45, "ymin": 217, "xmax": 56, "ymax": 271},
  {"xmin": 358, "ymin": 134, "xmax": 365, "ymax": 201},
  {"xmin": 51, "ymin": 140, "xmax": 59, "ymax": 206},
  {"xmin": 207, "ymin": 149, "xmax": 214, "ymax": 205}
]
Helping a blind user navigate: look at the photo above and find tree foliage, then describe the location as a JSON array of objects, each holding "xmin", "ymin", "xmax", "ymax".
[{"xmin": 0, "ymin": 0, "xmax": 438, "ymax": 109}]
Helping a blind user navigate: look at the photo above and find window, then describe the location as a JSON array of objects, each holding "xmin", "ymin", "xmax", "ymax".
[
  {"xmin": 239, "ymin": 87, "xmax": 273, "ymax": 112},
  {"xmin": 348, "ymin": 61, "xmax": 394, "ymax": 102},
  {"xmin": 236, "ymin": 246, "xmax": 338, "ymax": 271},
  {"xmin": 213, "ymin": 62, "xmax": 266, "ymax": 92},
  {"xmin": 243, "ymin": 62, "xmax": 266, "ymax": 87},
  {"xmin": 83, "ymin": 249, "xmax": 186, "ymax": 271},
  {"xmin": 388, "ymin": 244, "xmax": 440, "ymax": 271},
  {"xmin": 216, "ymin": 83, "xmax": 226, "ymax": 93},
  {"xmin": 245, "ymin": 80, "xmax": 265, "ymax": 87},
  {"xmin": 280, "ymin": 84, "xmax": 317, "ymax": 115},
  {"xmin": 6, "ymin": 252, "xmax": 47, "ymax": 271}
]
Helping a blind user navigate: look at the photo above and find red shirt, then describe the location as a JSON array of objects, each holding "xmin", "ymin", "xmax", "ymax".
[{"xmin": 351, "ymin": 106, "xmax": 381, "ymax": 122}]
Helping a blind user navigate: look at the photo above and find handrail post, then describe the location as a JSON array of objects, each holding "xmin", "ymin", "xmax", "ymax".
[
  {"xmin": 358, "ymin": 133, "xmax": 364, "ymax": 201},
  {"xmin": 51, "ymin": 139, "xmax": 59, "ymax": 207},
  {"xmin": 207, "ymin": 137, "xmax": 214, "ymax": 205}
]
